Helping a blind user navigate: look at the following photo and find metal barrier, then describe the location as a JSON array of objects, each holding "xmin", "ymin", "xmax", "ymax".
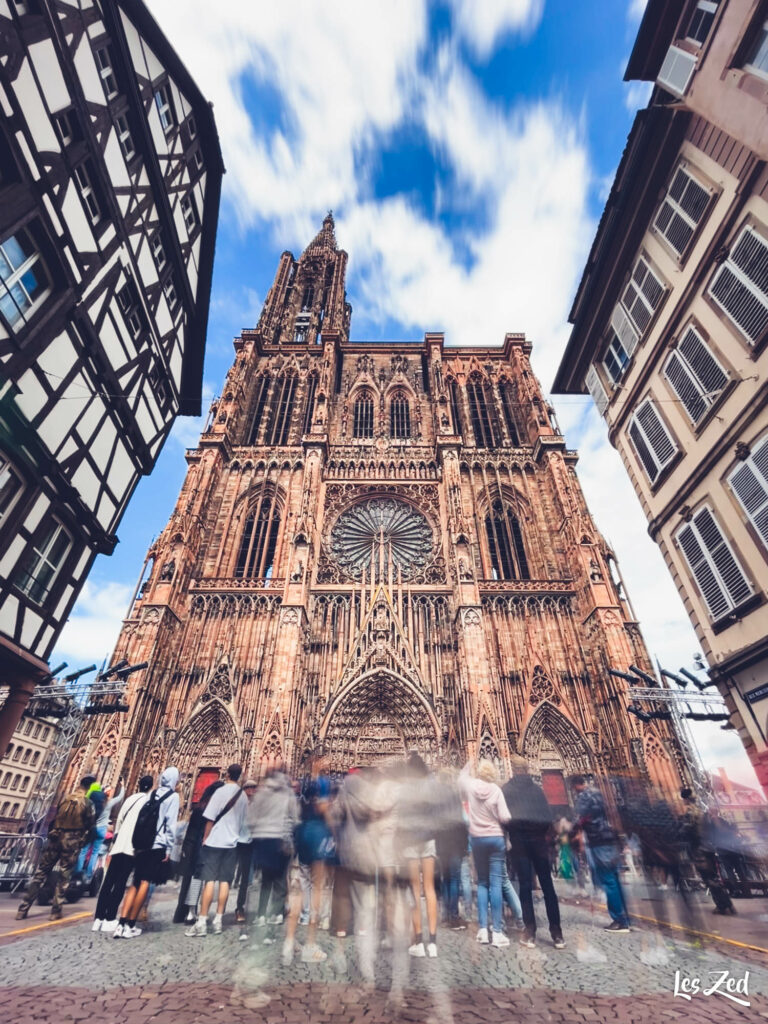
[{"xmin": 0, "ymin": 832, "xmax": 44, "ymax": 892}]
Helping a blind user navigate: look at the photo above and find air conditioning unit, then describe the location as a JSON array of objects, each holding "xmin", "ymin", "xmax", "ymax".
[{"xmin": 657, "ymin": 45, "xmax": 697, "ymax": 96}]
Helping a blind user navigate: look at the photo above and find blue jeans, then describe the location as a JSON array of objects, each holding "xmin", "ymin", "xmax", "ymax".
[
  {"xmin": 501, "ymin": 862, "xmax": 522, "ymax": 920},
  {"xmin": 460, "ymin": 854, "xmax": 472, "ymax": 911},
  {"xmin": 591, "ymin": 844, "xmax": 629, "ymax": 925},
  {"xmin": 76, "ymin": 826, "xmax": 106, "ymax": 882},
  {"xmin": 470, "ymin": 835, "xmax": 505, "ymax": 933},
  {"xmin": 443, "ymin": 854, "xmax": 462, "ymax": 918}
]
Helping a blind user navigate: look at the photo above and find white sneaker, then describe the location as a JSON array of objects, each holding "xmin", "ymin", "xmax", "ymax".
[
  {"xmin": 186, "ymin": 918, "xmax": 207, "ymax": 937},
  {"xmin": 408, "ymin": 942, "xmax": 426, "ymax": 957},
  {"xmin": 282, "ymin": 940, "xmax": 295, "ymax": 966},
  {"xmin": 256, "ymin": 915, "xmax": 266, "ymax": 927},
  {"xmin": 112, "ymin": 924, "xmax": 124, "ymax": 939},
  {"xmin": 267, "ymin": 913, "xmax": 283, "ymax": 925},
  {"xmin": 301, "ymin": 943, "xmax": 327, "ymax": 963},
  {"xmin": 427, "ymin": 942, "xmax": 438, "ymax": 958},
  {"xmin": 101, "ymin": 919, "xmax": 118, "ymax": 933},
  {"xmin": 476, "ymin": 928, "xmax": 489, "ymax": 944},
  {"xmin": 212, "ymin": 915, "xmax": 222, "ymax": 934},
  {"xmin": 319, "ymin": 917, "xmax": 330, "ymax": 931},
  {"xmin": 262, "ymin": 934, "xmax": 275, "ymax": 944},
  {"xmin": 492, "ymin": 932, "xmax": 510, "ymax": 948},
  {"xmin": 91, "ymin": 919, "xmax": 103, "ymax": 932},
  {"xmin": 122, "ymin": 926, "xmax": 142, "ymax": 939}
]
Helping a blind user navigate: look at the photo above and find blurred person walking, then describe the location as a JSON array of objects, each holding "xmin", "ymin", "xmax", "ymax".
[
  {"xmin": 460, "ymin": 759, "xmax": 511, "ymax": 948},
  {"xmin": 233, "ymin": 778, "xmax": 258, "ymax": 923},
  {"xmin": 77, "ymin": 779, "xmax": 125, "ymax": 883},
  {"xmin": 399, "ymin": 752, "xmax": 440, "ymax": 958},
  {"xmin": 247, "ymin": 767, "xmax": 299, "ymax": 936},
  {"xmin": 502, "ymin": 755, "xmax": 563, "ymax": 949},
  {"xmin": 680, "ymin": 788, "xmax": 736, "ymax": 916},
  {"xmin": 571, "ymin": 775, "xmax": 630, "ymax": 932}
]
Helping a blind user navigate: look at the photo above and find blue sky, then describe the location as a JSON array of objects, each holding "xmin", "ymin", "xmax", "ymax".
[{"xmin": 52, "ymin": 0, "xmax": 758, "ymax": 786}]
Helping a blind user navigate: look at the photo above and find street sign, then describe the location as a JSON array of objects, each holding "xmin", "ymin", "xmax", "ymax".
[{"xmin": 745, "ymin": 682, "xmax": 768, "ymax": 705}]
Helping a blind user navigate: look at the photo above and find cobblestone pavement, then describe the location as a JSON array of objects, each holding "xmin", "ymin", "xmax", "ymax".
[{"xmin": 0, "ymin": 897, "xmax": 766, "ymax": 1024}]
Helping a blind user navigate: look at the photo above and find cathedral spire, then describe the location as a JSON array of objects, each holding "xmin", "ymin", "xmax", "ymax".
[{"xmin": 304, "ymin": 211, "xmax": 338, "ymax": 255}]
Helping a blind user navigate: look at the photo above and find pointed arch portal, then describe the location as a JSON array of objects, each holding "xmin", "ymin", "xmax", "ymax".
[
  {"xmin": 320, "ymin": 670, "xmax": 439, "ymax": 771},
  {"xmin": 172, "ymin": 700, "xmax": 241, "ymax": 796},
  {"xmin": 522, "ymin": 701, "xmax": 593, "ymax": 807}
]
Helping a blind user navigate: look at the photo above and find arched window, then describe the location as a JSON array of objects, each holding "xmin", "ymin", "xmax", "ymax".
[
  {"xmin": 248, "ymin": 374, "xmax": 270, "ymax": 444},
  {"xmin": 235, "ymin": 492, "xmax": 281, "ymax": 579},
  {"xmin": 1, "ymin": 772, "xmax": 10, "ymax": 786},
  {"xmin": 390, "ymin": 390, "xmax": 411, "ymax": 439},
  {"xmin": 499, "ymin": 379, "xmax": 521, "ymax": 446},
  {"xmin": 31, "ymin": 751, "xmax": 40, "ymax": 766},
  {"xmin": 484, "ymin": 500, "xmax": 529, "ymax": 580},
  {"xmin": 353, "ymin": 390, "xmax": 374, "ymax": 438},
  {"xmin": 467, "ymin": 374, "xmax": 500, "ymax": 448},
  {"xmin": 265, "ymin": 372, "xmax": 297, "ymax": 446},
  {"xmin": 11, "ymin": 774, "xmax": 20, "ymax": 790},
  {"xmin": 303, "ymin": 373, "xmax": 318, "ymax": 434},
  {"xmin": 448, "ymin": 379, "xmax": 463, "ymax": 435},
  {"xmin": 0, "ymin": 801, "xmax": 8, "ymax": 815}
]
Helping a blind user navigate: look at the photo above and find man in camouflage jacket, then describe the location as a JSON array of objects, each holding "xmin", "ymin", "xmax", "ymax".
[{"xmin": 17, "ymin": 775, "xmax": 97, "ymax": 921}]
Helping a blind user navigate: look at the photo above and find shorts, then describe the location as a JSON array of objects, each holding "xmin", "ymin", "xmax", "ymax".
[
  {"xmin": 402, "ymin": 839, "xmax": 436, "ymax": 860},
  {"xmin": 199, "ymin": 844, "xmax": 238, "ymax": 884},
  {"xmin": 296, "ymin": 819, "xmax": 336, "ymax": 865},
  {"xmin": 133, "ymin": 848, "xmax": 167, "ymax": 885}
]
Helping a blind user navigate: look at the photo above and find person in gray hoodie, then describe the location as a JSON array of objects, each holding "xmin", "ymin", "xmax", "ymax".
[
  {"xmin": 118, "ymin": 766, "xmax": 180, "ymax": 938},
  {"xmin": 248, "ymin": 768, "xmax": 299, "ymax": 936}
]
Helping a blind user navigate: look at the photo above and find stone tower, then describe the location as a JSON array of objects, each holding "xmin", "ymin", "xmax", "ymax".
[{"xmin": 68, "ymin": 216, "xmax": 685, "ymax": 807}]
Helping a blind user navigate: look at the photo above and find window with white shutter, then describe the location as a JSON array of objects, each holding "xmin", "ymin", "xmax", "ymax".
[
  {"xmin": 657, "ymin": 45, "xmax": 697, "ymax": 96},
  {"xmin": 653, "ymin": 164, "xmax": 710, "ymax": 257},
  {"xmin": 628, "ymin": 399, "xmax": 679, "ymax": 484},
  {"xmin": 602, "ymin": 305, "xmax": 640, "ymax": 386},
  {"xmin": 708, "ymin": 226, "xmax": 768, "ymax": 345},
  {"xmin": 585, "ymin": 365, "xmax": 609, "ymax": 416},
  {"xmin": 729, "ymin": 435, "xmax": 768, "ymax": 553},
  {"xmin": 663, "ymin": 325, "xmax": 728, "ymax": 425},
  {"xmin": 621, "ymin": 256, "xmax": 665, "ymax": 335},
  {"xmin": 676, "ymin": 505, "xmax": 753, "ymax": 621}
]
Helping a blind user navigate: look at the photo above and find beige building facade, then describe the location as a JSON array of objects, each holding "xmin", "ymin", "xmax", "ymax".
[
  {"xmin": 554, "ymin": 0, "xmax": 768, "ymax": 794},
  {"xmin": 0, "ymin": 715, "xmax": 57, "ymax": 833}
]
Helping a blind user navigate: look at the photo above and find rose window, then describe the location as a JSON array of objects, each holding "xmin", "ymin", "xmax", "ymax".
[{"xmin": 329, "ymin": 497, "xmax": 432, "ymax": 579}]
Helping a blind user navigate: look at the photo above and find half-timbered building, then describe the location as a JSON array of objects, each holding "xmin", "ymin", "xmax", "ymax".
[{"xmin": 0, "ymin": 0, "xmax": 223, "ymax": 750}]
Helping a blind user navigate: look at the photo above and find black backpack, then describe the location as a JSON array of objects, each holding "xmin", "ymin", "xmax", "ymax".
[{"xmin": 132, "ymin": 789, "xmax": 172, "ymax": 853}]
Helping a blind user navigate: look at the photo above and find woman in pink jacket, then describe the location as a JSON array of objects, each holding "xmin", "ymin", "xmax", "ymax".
[{"xmin": 459, "ymin": 760, "xmax": 510, "ymax": 948}]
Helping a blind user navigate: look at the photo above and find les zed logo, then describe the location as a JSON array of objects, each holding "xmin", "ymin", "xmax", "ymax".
[{"xmin": 674, "ymin": 969, "xmax": 750, "ymax": 1007}]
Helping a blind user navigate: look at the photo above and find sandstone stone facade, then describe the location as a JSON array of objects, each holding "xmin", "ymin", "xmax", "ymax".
[{"xmin": 66, "ymin": 216, "xmax": 685, "ymax": 808}]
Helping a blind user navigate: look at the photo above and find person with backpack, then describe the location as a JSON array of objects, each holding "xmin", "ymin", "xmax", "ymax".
[
  {"xmin": 173, "ymin": 779, "xmax": 225, "ymax": 924},
  {"xmin": 92, "ymin": 775, "xmax": 152, "ymax": 933},
  {"xmin": 502, "ymin": 755, "xmax": 564, "ymax": 949},
  {"xmin": 186, "ymin": 763, "xmax": 247, "ymax": 937},
  {"xmin": 116, "ymin": 765, "xmax": 180, "ymax": 938},
  {"xmin": 16, "ymin": 775, "xmax": 97, "ymax": 921}
]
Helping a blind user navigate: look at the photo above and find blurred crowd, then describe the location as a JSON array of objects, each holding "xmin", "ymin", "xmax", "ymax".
[{"xmin": 17, "ymin": 749, "xmax": 766, "ymax": 989}]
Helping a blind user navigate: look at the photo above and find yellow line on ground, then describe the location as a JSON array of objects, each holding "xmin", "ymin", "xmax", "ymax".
[
  {"xmin": 629, "ymin": 909, "xmax": 768, "ymax": 955},
  {"xmin": 565, "ymin": 896, "xmax": 768, "ymax": 955},
  {"xmin": 1, "ymin": 911, "xmax": 91, "ymax": 939}
]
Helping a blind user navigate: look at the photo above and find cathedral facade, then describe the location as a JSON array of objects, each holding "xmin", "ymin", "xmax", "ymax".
[{"xmin": 68, "ymin": 216, "xmax": 685, "ymax": 808}]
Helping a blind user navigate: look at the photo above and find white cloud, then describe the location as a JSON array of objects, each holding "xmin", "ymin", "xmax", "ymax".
[
  {"xmin": 170, "ymin": 380, "xmax": 216, "ymax": 449},
  {"xmin": 628, "ymin": 0, "xmax": 648, "ymax": 21},
  {"xmin": 446, "ymin": 0, "xmax": 545, "ymax": 58},
  {"xmin": 52, "ymin": 580, "xmax": 134, "ymax": 672},
  {"xmin": 145, "ymin": 0, "xmax": 428, "ymax": 233},
  {"xmin": 624, "ymin": 80, "xmax": 652, "ymax": 113}
]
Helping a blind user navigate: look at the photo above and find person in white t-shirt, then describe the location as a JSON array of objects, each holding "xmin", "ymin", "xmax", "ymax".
[{"xmin": 186, "ymin": 764, "xmax": 247, "ymax": 936}]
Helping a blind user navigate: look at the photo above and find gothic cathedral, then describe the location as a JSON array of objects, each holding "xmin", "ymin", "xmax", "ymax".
[{"xmin": 69, "ymin": 215, "xmax": 685, "ymax": 807}]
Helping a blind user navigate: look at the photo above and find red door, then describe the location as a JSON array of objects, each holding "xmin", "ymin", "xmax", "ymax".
[
  {"xmin": 192, "ymin": 768, "xmax": 220, "ymax": 804},
  {"xmin": 541, "ymin": 770, "xmax": 568, "ymax": 807}
]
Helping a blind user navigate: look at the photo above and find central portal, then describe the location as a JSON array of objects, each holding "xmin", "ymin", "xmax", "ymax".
[{"xmin": 321, "ymin": 669, "xmax": 439, "ymax": 771}]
